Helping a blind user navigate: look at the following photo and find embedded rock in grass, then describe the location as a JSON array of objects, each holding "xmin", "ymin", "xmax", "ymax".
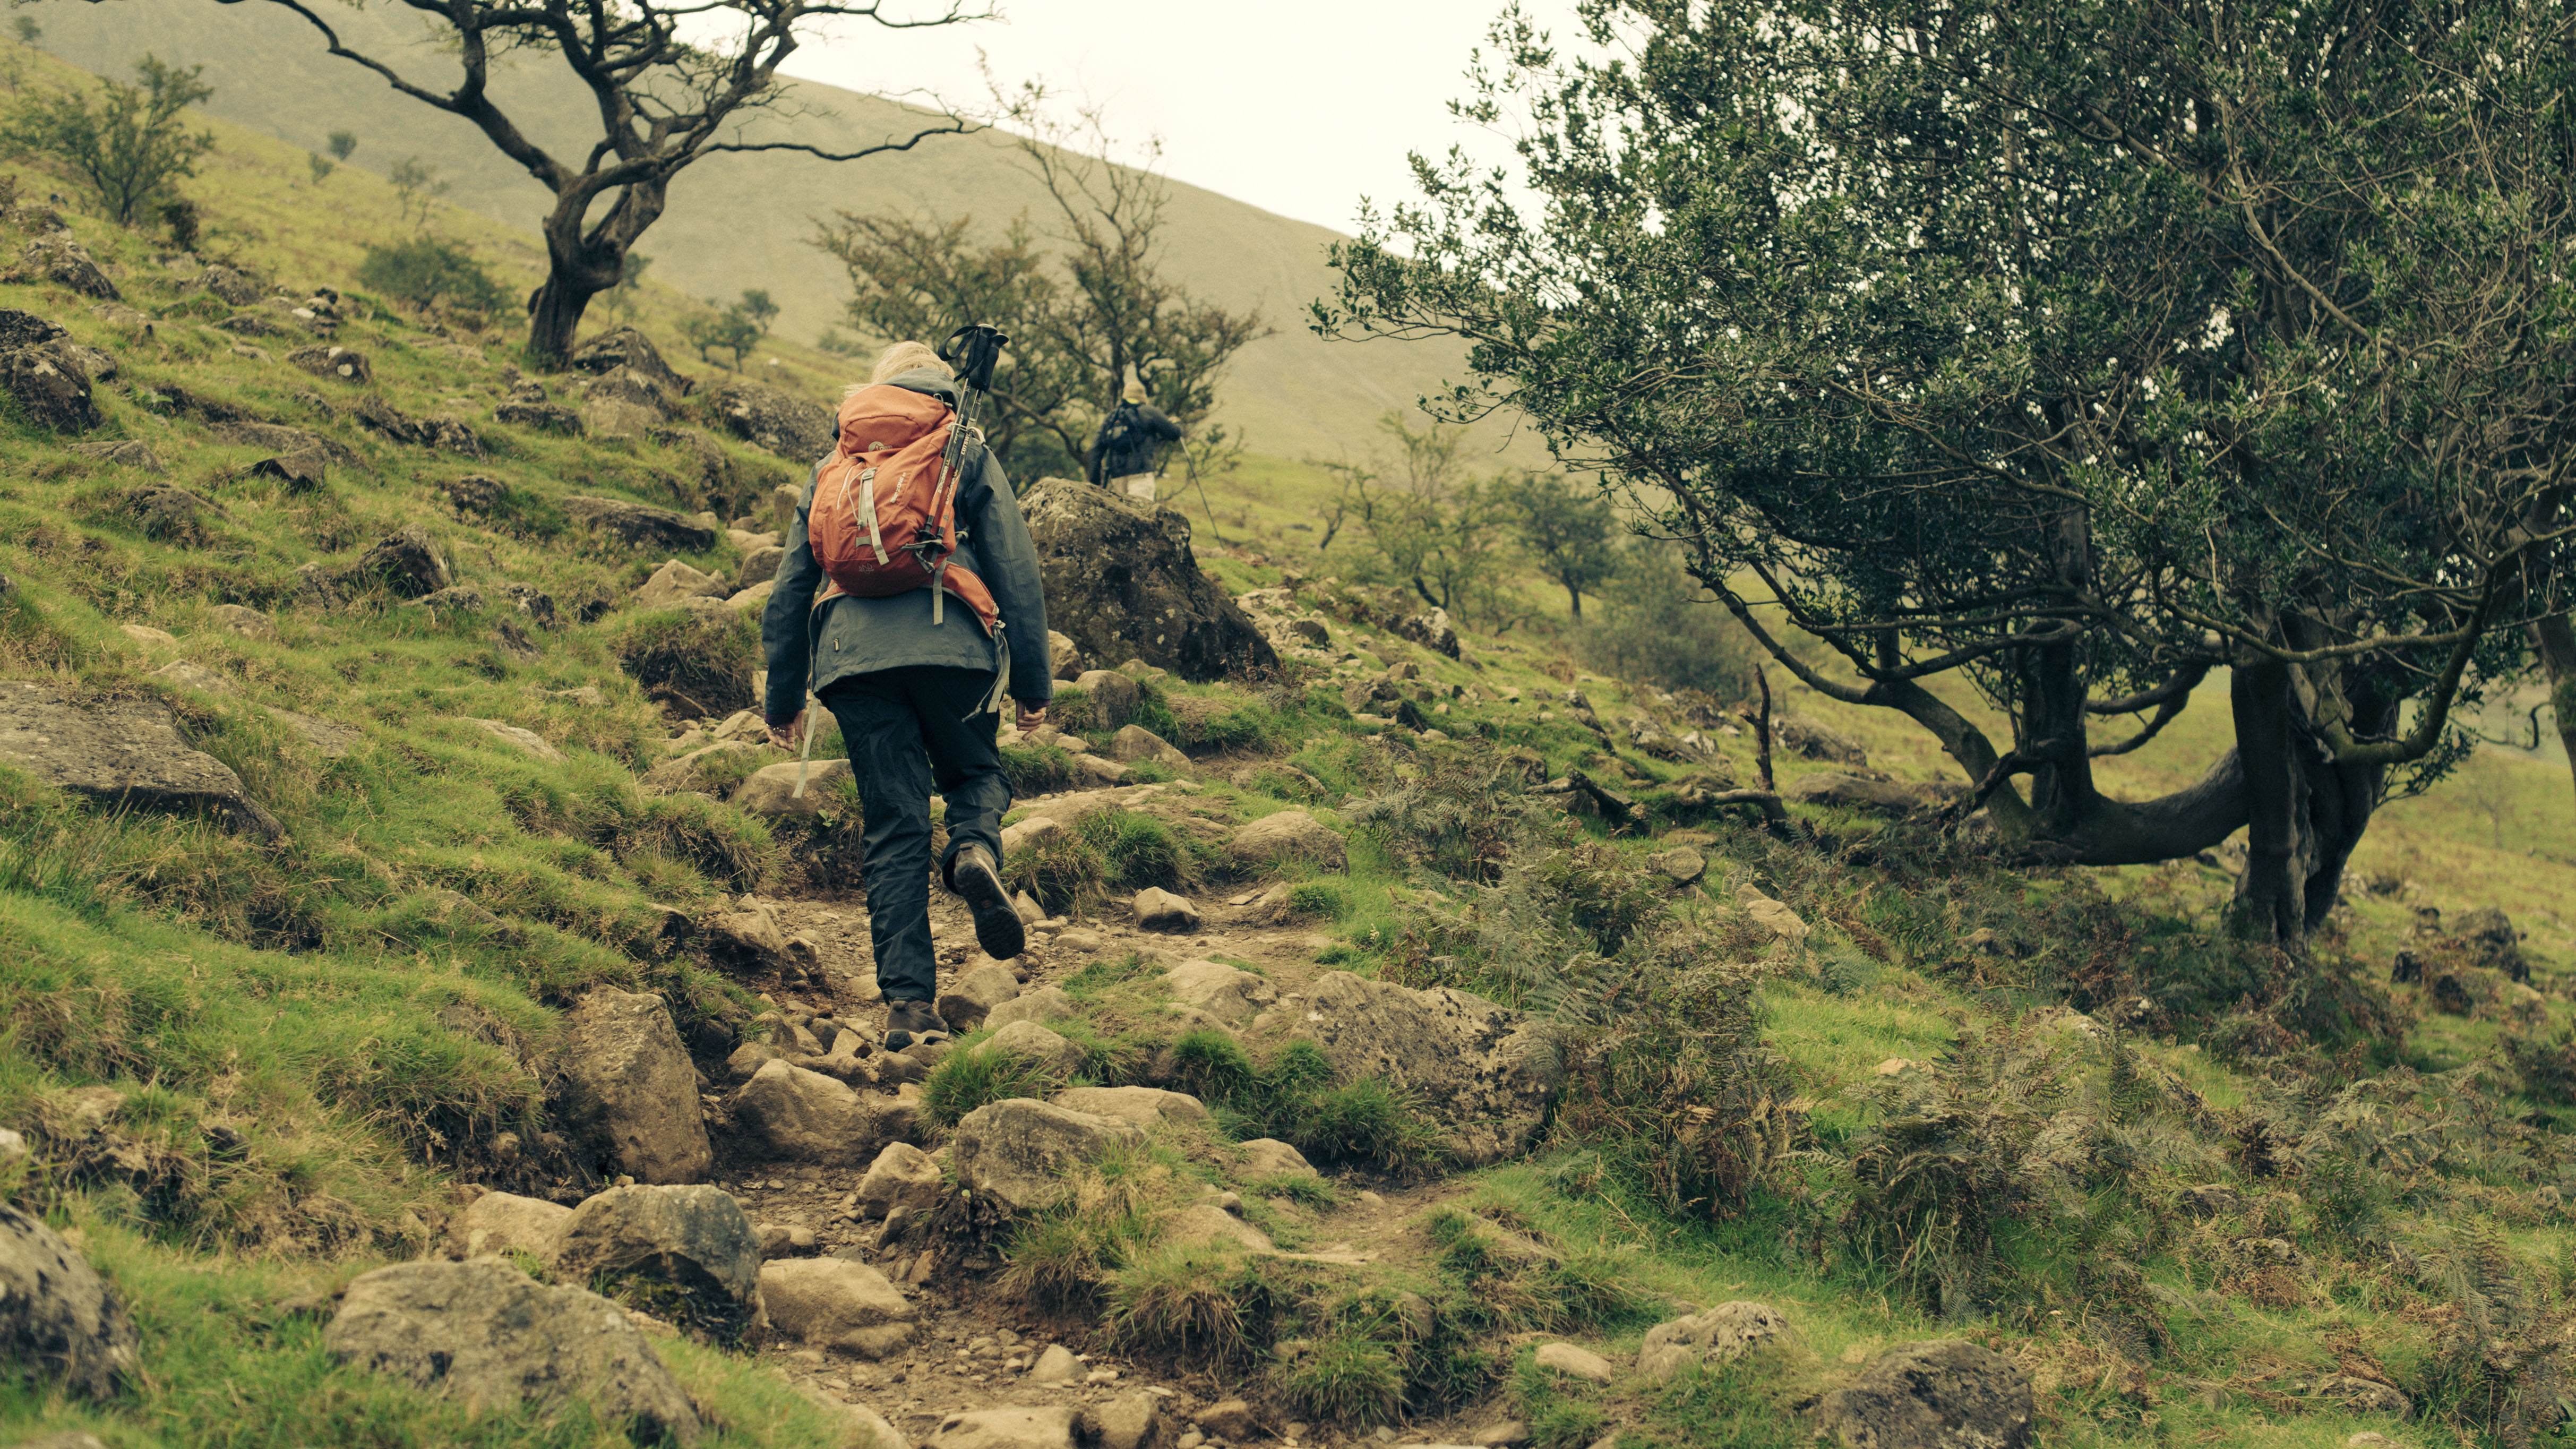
[
  {"xmin": 2, "ymin": 337, "xmax": 100, "ymax": 432},
  {"xmin": 1108, "ymin": 724, "xmax": 1190, "ymax": 770},
  {"xmin": 496, "ymin": 400, "xmax": 584, "ymax": 434},
  {"xmin": 1224, "ymin": 809, "xmax": 1346, "ymax": 872},
  {"xmin": 548, "ymin": 1185, "xmax": 761, "ymax": 1337},
  {"xmin": 985, "ymin": 1021, "xmax": 1086, "ymax": 1076},
  {"xmin": 1132, "ymin": 888, "xmax": 1200, "ymax": 933},
  {"xmin": 149, "ymin": 659, "xmax": 234, "ymax": 696},
  {"xmin": 1811, "ymin": 1340, "xmax": 2032, "ymax": 1449},
  {"xmin": 2314, "ymin": 1375, "xmax": 2410, "ymax": 1418},
  {"xmin": 208, "ymin": 604, "xmax": 274, "ymax": 639},
  {"xmin": 2451, "ymin": 906, "xmax": 2529, "ymax": 982},
  {"xmin": 1029, "ymin": 1343, "xmax": 1082, "ymax": 1383},
  {"xmin": 1638, "ymin": 1301, "xmax": 1791, "ymax": 1382},
  {"xmin": 572, "ymin": 327, "xmax": 693, "ymax": 398},
  {"xmin": 68, "ymin": 439, "xmax": 162, "ymax": 473},
  {"xmin": 1021, "ymin": 479, "xmax": 1278, "ymax": 683},
  {"xmin": 644, "ymin": 740, "xmax": 762, "ymax": 796},
  {"xmin": 0, "ymin": 1203, "xmax": 139, "ymax": 1400},
  {"xmin": 985, "ymin": 987, "xmax": 1076, "ymax": 1032},
  {"xmin": 1053, "ymin": 1086, "xmax": 1208, "ymax": 1127},
  {"xmin": 1649, "ymin": 847, "xmax": 1707, "ymax": 885},
  {"xmin": 22, "ymin": 235, "xmax": 117, "ymax": 299},
  {"xmin": 1736, "ymin": 887, "xmax": 1813, "ymax": 948},
  {"xmin": 560, "ymin": 988, "xmax": 715, "ymax": 1186},
  {"xmin": 451, "ymin": 1190, "xmax": 573, "ymax": 1259},
  {"xmin": 732, "ymin": 759, "xmax": 854, "ymax": 818},
  {"xmin": 759, "ymin": 1257, "xmax": 916, "ymax": 1358},
  {"xmin": 0, "ymin": 682, "xmax": 282, "ymax": 841},
  {"xmin": 1072, "ymin": 669, "xmax": 1144, "ymax": 730},
  {"xmin": 2176, "ymin": 1185, "xmax": 2243, "ymax": 1219},
  {"xmin": 737, "ymin": 545, "xmax": 786, "ymax": 592},
  {"xmin": 929, "ymin": 1407, "xmax": 1088, "ymax": 1449},
  {"xmin": 581, "ymin": 396, "xmax": 662, "ymax": 439},
  {"xmin": 951, "ymin": 1100, "xmax": 1145, "ymax": 1212},
  {"xmin": 1534, "ymin": 1342, "xmax": 1616, "ymax": 1383},
  {"xmin": 1288, "ymin": 971, "xmax": 1559, "ymax": 1168},
  {"xmin": 936, "ymin": 963, "xmax": 1022, "ymax": 1032},
  {"xmin": 1049, "ymin": 630, "xmax": 1085, "ymax": 681},
  {"xmin": 248, "ymin": 449, "xmax": 328, "ymax": 491},
  {"xmin": 1192, "ymin": 1402, "xmax": 1258, "ymax": 1441},
  {"xmin": 287, "ymin": 345, "xmax": 372, "ymax": 384},
  {"xmin": 732, "ymin": 1059, "xmax": 885, "ymax": 1165},
  {"xmin": 1784, "ymin": 773, "xmax": 1928, "ymax": 814},
  {"xmin": 712, "ymin": 377, "xmax": 834, "ymax": 459},
  {"xmin": 325, "ymin": 1260, "xmax": 700, "ymax": 1444},
  {"xmin": 462, "ymin": 717, "xmax": 567, "ymax": 763},
  {"xmin": 1163, "ymin": 959, "xmax": 1274, "ymax": 1025},
  {"xmin": 1775, "ymin": 715, "xmax": 1868, "ymax": 766},
  {"xmin": 634, "ymin": 560, "xmax": 731, "ymax": 608},
  {"xmin": 342, "ymin": 526, "xmax": 453, "ymax": 598},
  {"xmin": 856, "ymin": 1141, "xmax": 944, "ymax": 1218},
  {"xmin": 1164, "ymin": 1203, "xmax": 1273, "ymax": 1253},
  {"xmin": 194, "ymin": 263, "xmax": 263, "ymax": 306},
  {"xmin": 1232, "ymin": 1138, "xmax": 1317, "ymax": 1180},
  {"xmin": 565, "ymin": 496, "xmax": 719, "ymax": 554}
]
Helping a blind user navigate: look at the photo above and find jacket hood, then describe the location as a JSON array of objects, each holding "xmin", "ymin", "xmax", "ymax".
[{"xmin": 884, "ymin": 367, "xmax": 961, "ymax": 408}]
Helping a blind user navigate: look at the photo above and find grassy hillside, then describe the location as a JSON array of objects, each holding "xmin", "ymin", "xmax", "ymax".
[
  {"xmin": 20, "ymin": 0, "xmax": 1523, "ymax": 469},
  {"xmin": 4, "ymin": 32, "xmax": 2576, "ymax": 1449}
]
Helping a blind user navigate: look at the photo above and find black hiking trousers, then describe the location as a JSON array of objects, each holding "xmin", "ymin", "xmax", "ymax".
[{"xmin": 818, "ymin": 665, "xmax": 1011, "ymax": 1005}]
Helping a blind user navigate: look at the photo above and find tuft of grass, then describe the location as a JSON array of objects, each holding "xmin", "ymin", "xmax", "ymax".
[
  {"xmin": 607, "ymin": 607, "xmax": 758, "ymax": 719},
  {"xmin": 920, "ymin": 1041, "xmax": 1070, "ymax": 1130},
  {"xmin": 1286, "ymin": 880, "xmax": 1352, "ymax": 920},
  {"xmin": 1107, "ymin": 1245, "xmax": 1305, "ymax": 1365},
  {"xmin": 1278, "ymin": 1329, "xmax": 1406, "ymax": 1425}
]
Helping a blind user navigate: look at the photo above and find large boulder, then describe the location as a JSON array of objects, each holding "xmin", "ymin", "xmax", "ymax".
[
  {"xmin": 0, "ymin": 1203, "xmax": 138, "ymax": 1399},
  {"xmin": 0, "ymin": 682, "xmax": 282, "ymax": 840},
  {"xmin": 952, "ymin": 1100, "xmax": 1145, "ymax": 1212},
  {"xmin": 758, "ymin": 1257, "xmax": 916, "ymax": 1358},
  {"xmin": 564, "ymin": 496, "xmax": 718, "ymax": 553},
  {"xmin": 548, "ymin": 1185, "xmax": 762, "ymax": 1338},
  {"xmin": 325, "ymin": 1261, "xmax": 700, "ymax": 1443},
  {"xmin": 1811, "ymin": 1340, "xmax": 2034, "ymax": 1449},
  {"xmin": 1285, "ymin": 972, "xmax": 1560, "ymax": 1167},
  {"xmin": 1019, "ymin": 479, "xmax": 1278, "ymax": 682},
  {"xmin": 634, "ymin": 560, "xmax": 730, "ymax": 608},
  {"xmin": 1225, "ymin": 810, "xmax": 1346, "ymax": 872},
  {"xmin": 731, "ymin": 1059, "xmax": 885, "ymax": 1165},
  {"xmin": 985, "ymin": 987, "xmax": 1076, "ymax": 1031},
  {"xmin": 712, "ymin": 379, "xmax": 834, "ymax": 460},
  {"xmin": 1639, "ymin": 1301, "xmax": 1792, "ymax": 1382},
  {"xmin": 559, "ymin": 988, "xmax": 715, "ymax": 1185}
]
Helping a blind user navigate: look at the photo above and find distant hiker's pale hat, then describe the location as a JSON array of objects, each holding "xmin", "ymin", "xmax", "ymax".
[{"xmin": 1122, "ymin": 378, "xmax": 1147, "ymax": 403}]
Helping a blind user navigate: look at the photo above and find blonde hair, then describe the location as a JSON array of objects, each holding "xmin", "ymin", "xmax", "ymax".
[{"xmin": 862, "ymin": 340, "xmax": 951, "ymax": 389}]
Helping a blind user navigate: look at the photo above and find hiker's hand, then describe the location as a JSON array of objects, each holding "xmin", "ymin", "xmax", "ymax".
[
  {"xmin": 1017, "ymin": 702, "xmax": 1047, "ymax": 730},
  {"xmin": 767, "ymin": 711, "xmax": 804, "ymax": 751}
]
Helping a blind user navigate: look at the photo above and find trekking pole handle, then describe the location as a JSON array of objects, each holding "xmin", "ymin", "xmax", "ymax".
[{"xmin": 940, "ymin": 323, "xmax": 1009, "ymax": 394}]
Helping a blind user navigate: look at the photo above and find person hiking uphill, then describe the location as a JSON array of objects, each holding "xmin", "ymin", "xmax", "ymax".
[
  {"xmin": 762, "ymin": 339, "xmax": 1053, "ymax": 1047},
  {"xmin": 1088, "ymin": 379, "xmax": 1182, "ymax": 500}
]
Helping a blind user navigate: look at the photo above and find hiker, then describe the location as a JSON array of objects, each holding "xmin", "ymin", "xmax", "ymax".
[
  {"xmin": 1088, "ymin": 379, "xmax": 1183, "ymax": 501},
  {"xmin": 761, "ymin": 339, "xmax": 1053, "ymax": 1047}
]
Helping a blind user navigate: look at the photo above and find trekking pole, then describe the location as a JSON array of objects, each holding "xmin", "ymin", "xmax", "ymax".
[
  {"xmin": 791, "ymin": 691, "xmax": 821, "ymax": 799},
  {"xmin": 922, "ymin": 324, "xmax": 1009, "ymax": 627}
]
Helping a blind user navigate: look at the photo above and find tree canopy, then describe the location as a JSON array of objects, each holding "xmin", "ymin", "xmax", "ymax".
[{"xmin": 1321, "ymin": 0, "xmax": 2576, "ymax": 941}]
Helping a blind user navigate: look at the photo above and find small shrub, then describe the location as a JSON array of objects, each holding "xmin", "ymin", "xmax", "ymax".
[
  {"xmin": 5, "ymin": 56, "xmax": 216, "ymax": 225},
  {"xmin": 1295, "ymin": 1079, "xmax": 1445, "ymax": 1178},
  {"xmin": 355, "ymin": 235, "xmax": 512, "ymax": 316},
  {"xmin": 921, "ymin": 1042, "xmax": 1070, "ymax": 1129}
]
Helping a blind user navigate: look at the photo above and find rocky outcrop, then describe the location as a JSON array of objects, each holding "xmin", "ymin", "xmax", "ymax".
[
  {"xmin": 325, "ymin": 1261, "xmax": 701, "ymax": 1443},
  {"xmin": 758, "ymin": 1257, "xmax": 915, "ymax": 1358},
  {"xmin": 288, "ymin": 346, "xmax": 372, "ymax": 384},
  {"xmin": 0, "ymin": 1204, "xmax": 138, "ymax": 1399},
  {"xmin": 1639, "ymin": 1301, "xmax": 1791, "ymax": 1381},
  {"xmin": 21, "ymin": 235, "xmax": 117, "ymax": 299},
  {"xmin": 712, "ymin": 379, "xmax": 834, "ymax": 460},
  {"xmin": 1019, "ymin": 479, "xmax": 1278, "ymax": 682},
  {"xmin": 0, "ymin": 682, "xmax": 282, "ymax": 839},
  {"xmin": 1285, "ymin": 972, "xmax": 1560, "ymax": 1167},
  {"xmin": 0, "ymin": 323, "xmax": 101, "ymax": 432},
  {"xmin": 951, "ymin": 1099, "xmax": 1146, "ymax": 1211},
  {"xmin": 559, "ymin": 988, "xmax": 715, "ymax": 1185},
  {"xmin": 564, "ymin": 496, "xmax": 718, "ymax": 553},
  {"xmin": 634, "ymin": 560, "xmax": 732, "ymax": 608},
  {"xmin": 1776, "ymin": 715, "xmax": 1868, "ymax": 766},
  {"xmin": 548, "ymin": 1185, "xmax": 761, "ymax": 1337},
  {"xmin": 1811, "ymin": 1340, "xmax": 2033, "ymax": 1449}
]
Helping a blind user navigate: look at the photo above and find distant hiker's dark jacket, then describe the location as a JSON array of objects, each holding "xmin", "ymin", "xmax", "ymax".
[
  {"xmin": 1089, "ymin": 402, "xmax": 1182, "ymax": 482},
  {"xmin": 761, "ymin": 368, "xmax": 1053, "ymax": 722}
]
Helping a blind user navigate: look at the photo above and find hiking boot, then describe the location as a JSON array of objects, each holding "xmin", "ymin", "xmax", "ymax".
[
  {"xmin": 949, "ymin": 844, "xmax": 1026, "ymax": 960},
  {"xmin": 883, "ymin": 998, "xmax": 944, "ymax": 1050}
]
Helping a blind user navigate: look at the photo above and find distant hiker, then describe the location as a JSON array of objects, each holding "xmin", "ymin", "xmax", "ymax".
[
  {"xmin": 1088, "ymin": 379, "xmax": 1182, "ymax": 501},
  {"xmin": 762, "ymin": 338, "xmax": 1053, "ymax": 1048}
]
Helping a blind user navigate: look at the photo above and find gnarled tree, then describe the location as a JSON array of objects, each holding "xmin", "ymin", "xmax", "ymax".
[
  {"xmin": 154, "ymin": 0, "xmax": 984, "ymax": 362},
  {"xmin": 1322, "ymin": 0, "xmax": 2576, "ymax": 942}
]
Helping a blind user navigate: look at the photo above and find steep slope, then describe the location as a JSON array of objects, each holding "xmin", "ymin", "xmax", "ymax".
[{"xmin": 28, "ymin": 0, "xmax": 1501, "ymax": 466}]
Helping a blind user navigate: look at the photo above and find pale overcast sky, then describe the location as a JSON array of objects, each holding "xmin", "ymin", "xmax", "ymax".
[{"xmin": 782, "ymin": 1, "xmax": 1582, "ymax": 235}]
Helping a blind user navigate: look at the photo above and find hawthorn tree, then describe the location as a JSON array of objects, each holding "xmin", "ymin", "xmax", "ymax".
[
  {"xmin": 142, "ymin": 0, "xmax": 986, "ymax": 363},
  {"xmin": 1322, "ymin": 0, "xmax": 2576, "ymax": 942}
]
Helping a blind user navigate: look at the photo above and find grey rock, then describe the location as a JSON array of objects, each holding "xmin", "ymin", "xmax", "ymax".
[
  {"xmin": 1232, "ymin": 1138, "xmax": 1317, "ymax": 1180},
  {"xmin": 1107, "ymin": 724, "xmax": 1190, "ymax": 769},
  {"xmin": 1132, "ymin": 887, "xmax": 1200, "ymax": 933},
  {"xmin": 1048, "ymin": 629, "xmax": 1085, "ymax": 680},
  {"xmin": 732, "ymin": 1059, "xmax": 882, "ymax": 1165},
  {"xmin": 571, "ymin": 328, "xmax": 693, "ymax": 398},
  {"xmin": 462, "ymin": 717, "xmax": 565, "ymax": 762},
  {"xmin": 985, "ymin": 987, "xmax": 1077, "ymax": 1031},
  {"xmin": 1638, "ymin": 1301, "xmax": 1791, "ymax": 1382},
  {"xmin": 1784, "ymin": 773, "xmax": 1929, "ymax": 814},
  {"xmin": 759, "ymin": 1257, "xmax": 915, "ymax": 1358},
  {"xmin": 633, "ymin": 560, "xmax": 729, "ymax": 608},
  {"xmin": 0, "ymin": 308, "xmax": 65, "ymax": 349},
  {"xmin": 1775, "ymin": 715, "xmax": 1869, "ymax": 766},
  {"xmin": 1287, "ymin": 971, "xmax": 1558, "ymax": 1168},
  {"xmin": 22, "ymin": 235, "xmax": 117, "ymax": 299},
  {"xmin": 560, "ymin": 988, "xmax": 715, "ymax": 1185},
  {"xmin": 730, "ymin": 759, "xmax": 854, "ymax": 818},
  {"xmin": 1534, "ymin": 1342, "xmax": 1615, "ymax": 1383},
  {"xmin": 495, "ymin": 400, "xmax": 583, "ymax": 434},
  {"xmin": 935, "ymin": 963, "xmax": 1022, "ymax": 1032},
  {"xmin": 1096, "ymin": 1392, "xmax": 1162, "ymax": 1449},
  {"xmin": 1193, "ymin": 1402, "xmax": 1258, "ymax": 1441},
  {"xmin": 1812, "ymin": 1340, "xmax": 2033, "ymax": 1449},
  {"xmin": 1071, "ymin": 668, "xmax": 1143, "ymax": 730},
  {"xmin": 856, "ymin": 1141, "xmax": 944, "ymax": 1217},
  {"xmin": 0, "ymin": 1203, "xmax": 139, "ymax": 1399},
  {"xmin": 737, "ymin": 544, "xmax": 785, "ymax": 592},
  {"xmin": 952, "ymin": 1099, "xmax": 1146, "ymax": 1212},
  {"xmin": 1225, "ymin": 809, "xmax": 1346, "ymax": 872},
  {"xmin": 0, "ymin": 681, "xmax": 281, "ymax": 839},
  {"xmin": 248, "ymin": 448, "xmax": 328, "ymax": 491},
  {"xmin": 450, "ymin": 1190, "xmax": 572, "ymax": 1259},
  {"xmin": 1021, "ymin": 478, "xmax": 1278, "ymax": 682},
  {"xmin": 288, "ymin": 345, "xmax": 372, "ymax": 384},
  {"xmin": 67, "ymin": 439, "xmax": 161, "ymax": 473},
  {"xmin": 929, "ymin": 1408, "xmax": 1088, "ymax": 1449},
  {"xmin": 712, "ymin": 378, "xmax": 834, "ymax": 459},
  {"xmin": 1053, "ymin": 1086, "xmax": 1209, "ymax": 1128},
  {"xmin": 343, "ymin": 526, "xmax": 453, "ymax": 598},
  {"xmin": 325, "ymin": 1261, "xmax": 700, "ymax": 1443},
  {"xmin": 195, "ymin": 264, "xmax": 264, "ymax": 306},
  {"xmin": 549, "ymin": 1185, "xmax": 762, "ymax": 1336},
  {"xmin": 984, "ymin": 1021, "xmax": 1085, "ymax": 1076},
  {"xmin": 1163, "ymin": 959, "xmax": 1274, "ymax": 1024},
  {"xmin": 209, "ymin": 604, "xmax": 276, "ymax": 639},
  {"xmin": 2, "ymin": 340, "xmax": 100, "ymax": 432},
  {"xmin": 564, "ymin": 495, "xmax": 718, "ymax": 553}
]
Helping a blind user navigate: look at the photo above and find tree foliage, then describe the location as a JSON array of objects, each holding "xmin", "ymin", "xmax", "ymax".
[
  {"xmin": 1323, "ymin": 0, "xmax": 2576, "ymax": 941},
  {"xmin": 168, "ymin": 0, "xmax": 986, "ymax": 364},
  {"xmin": 815, "ymin": 99, "xmax": 1267, "ymax": 482},
  {"xmin": 1316, "ymin": 412, "xmax": 1521, "ymax": 625},
  {"xmin": 356, "ymin": 235, "xmax": 511, "ymax": 318},
  {"xmin": 3, "ymin": 55, "xmax": 214, "ymax": 225},
  {"xmin": 1500, "ymin": 472, "xmax": 1622, "ymax": 621}
]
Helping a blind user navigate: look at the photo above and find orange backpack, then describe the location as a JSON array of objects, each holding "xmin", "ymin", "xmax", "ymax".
[{"xmin": 805, "ymin": 384, "xmax": 999, "ymax": 632}]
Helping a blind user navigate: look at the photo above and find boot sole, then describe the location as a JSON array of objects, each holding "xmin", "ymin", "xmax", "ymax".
[{"xmin": 955, "ymin": 856, "xmax": 1027, "ymax": 959}]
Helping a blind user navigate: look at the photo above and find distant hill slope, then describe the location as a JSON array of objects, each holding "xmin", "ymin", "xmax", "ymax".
[{"xmin": 30, "ymin": 0, "xmax": 1515, "ymax": 466}]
